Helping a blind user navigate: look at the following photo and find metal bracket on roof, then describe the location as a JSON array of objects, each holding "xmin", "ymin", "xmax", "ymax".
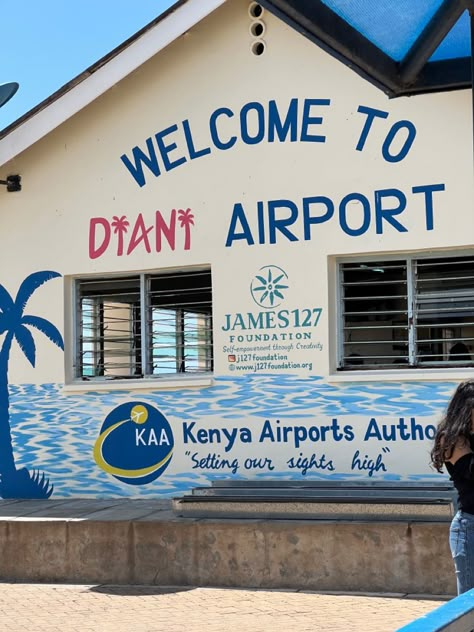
[
  {"xmin": 462, "ymin": 0, "xmax": 474, "ymax": 13},
  {"xmin": 399, "ymin": 0, "xmax": 467, "ymax": 87},
  {"xmin": 0, "ymin": 175, "xmax": 21, "ymax": 192}
]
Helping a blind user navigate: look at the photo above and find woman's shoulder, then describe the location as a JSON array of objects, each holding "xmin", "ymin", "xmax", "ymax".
[{"xmin": 444, "ymin": 435, "xmax": 472, "ymax": 465}]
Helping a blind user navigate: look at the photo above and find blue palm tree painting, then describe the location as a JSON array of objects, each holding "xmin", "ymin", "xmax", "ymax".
[{"xmin": 0, "ymin": 271, "xmax": 63, "ymax": 499}]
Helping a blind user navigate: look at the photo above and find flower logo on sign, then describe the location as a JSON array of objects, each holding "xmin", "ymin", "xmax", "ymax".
[{"xmin": 250, "ymin": 265, "xmax": 289, "ymax": 309}]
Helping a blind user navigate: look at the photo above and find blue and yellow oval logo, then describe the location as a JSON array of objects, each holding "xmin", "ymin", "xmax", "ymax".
[{"xmin": 94, "ymin": 402, "xmax": 174, "ymax": 485}]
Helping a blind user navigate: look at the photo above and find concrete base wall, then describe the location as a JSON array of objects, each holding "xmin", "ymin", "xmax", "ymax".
[{"xmin": 0, "ymin": 501, "xmax": 457, "ymax": 594}]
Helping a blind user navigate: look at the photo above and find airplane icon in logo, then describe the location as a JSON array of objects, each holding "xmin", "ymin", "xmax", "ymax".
[{"xmin": 130, "ymin": 405, "xmax": 148, "ymax": 425}]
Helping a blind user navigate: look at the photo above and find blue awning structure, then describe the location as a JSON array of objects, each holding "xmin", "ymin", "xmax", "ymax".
[{"xmin": 260, "ymin": 0, "xmax": 474, "ymax": 97}]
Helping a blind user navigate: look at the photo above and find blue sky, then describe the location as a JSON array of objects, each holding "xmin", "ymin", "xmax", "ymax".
[{"xmin": 0, "ymin": 0, "xmax": 176, "ymax": 130}]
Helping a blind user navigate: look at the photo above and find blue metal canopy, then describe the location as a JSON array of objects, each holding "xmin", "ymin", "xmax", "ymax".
[{"xmin": 260, "ymin": 0, "xmax": 474, "ymax": 97}]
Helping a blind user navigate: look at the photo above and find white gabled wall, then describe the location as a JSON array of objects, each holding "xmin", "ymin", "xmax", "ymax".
[
  {"xmin": 0, "ymin": 0, "xmax": 227, "ymax": 168},
  {"xmin": 0, "ymin": 0, "xmax": 472, "ymax": 386}
]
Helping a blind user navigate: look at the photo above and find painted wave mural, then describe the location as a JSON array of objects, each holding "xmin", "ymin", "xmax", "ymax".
[{"xmin": 6, "ymin": 375, "xmax": 457, "ymax": 498}]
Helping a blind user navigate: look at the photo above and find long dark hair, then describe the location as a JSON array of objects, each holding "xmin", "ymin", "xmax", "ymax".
[{"xmin": 431, "ymin": 380, "xmax": 474, "ymax": 472}]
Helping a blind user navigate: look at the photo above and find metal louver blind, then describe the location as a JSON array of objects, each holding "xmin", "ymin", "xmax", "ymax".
[
  {"xmin": 340, "ymin": 255, "xmax": 474, "ymax": 370},
  {"xmin": 415, "ymin": 256, "xmax": 474, "ymax": 366},
  {"xmin": 76, "ymin": 269, "xmax": 213, "ymax": 379},
  {"xmin": 341, "ymin": 260, "xmax": 409, "ymax": 368},
  {"xmin": 77, "ymin": 276, "xmax": 141, "ymax": 378},
  {"xmin": 148, "ymin": 270, "xmax": 213, "ymax": 375}
]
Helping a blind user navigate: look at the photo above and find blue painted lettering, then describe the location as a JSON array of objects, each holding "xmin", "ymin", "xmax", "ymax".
[
  {"xmin": 244, "ymin": 457, "xmax": 275, "ymax": 470},
  {"xmin": 268, "ymin": 199, "xmax": 299, "ymax": 243},
  {"xmin": 355, "ymin": 105, "xmax": 389, "ymax": 151},
  {"xmin": 120, "ymin": 138, "xmax": 160, "ymax": 188},
  {"xmin": 268, "ymin": 98, "xmax": 298, "ymax": 142},
  {"xmin": 303, "ymin": 196, "xmax": 334, "ymax": 240},
  {"xmin": 120, "ymin": 100, "xmax": 421, "ymax": 188},
  {"xmin": 382, "ymin": 120, "xmax": 417, "ymax": 163},
  {"xmin": 190, "ymin": 452, "xmax": 239, "ymax": 475},
  {"xmin": 356, "ymin": 106, "xmax": 417, "ymax": 162},
  {"xmin": 225, "ymin": 202, "xmax": 255, "ymax": 247},
  {"xmin": 339, "ymin": 193, "xmax": 371, "ymax": 236},
  {"xmin": 155, "ymin": 124, "xmax": 187, "ymax": 172},
  {"xmin": 287, "ymin": 453, "xmax": 335, "ymax": 475},
  {"xmin": 259, "ymin": 418, "xmax": 350, "ymax": 448},
  {"xmin": 182, "ymin": 119, "xmax": 211, "ymax": 160},
  {"xmin": 257, "ymin": 200, "xmax": 265, "ymax": 244},
  {"xmin": 225, "ymin": 185, "xmax": 445, "ymax": 247},
  {"xmin": 412, "ymin": 183, "xmax": 445, "ymax": 231},
  {"xmin": 374, "ymin": 188, "xmax": 408, "ymax": 234},
  {"xmin": 364, "ymin": 417, "xmax": 432, "ymax": 441},
  {"xmin": 240, "ymin": 102, "xmax": 266, "ymax": 145},
  {"xmin": 182, "ymin": 422, "xmax": 251, "ymax": 452},
  {"xmin": 300, "ymin": 98, "xmax": 330, "ymax": 142},
  {"xmin": 351, "ymin": 450, "xmax": 387, "ymax": 477},
  {"xmin": 209, "ymin": 107, "xmax": 237, "ymax": 150}
]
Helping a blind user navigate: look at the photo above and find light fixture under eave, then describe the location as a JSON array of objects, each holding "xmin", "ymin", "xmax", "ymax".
[
  {"xmin": 0, "ymin": 82, "xmax": 19, "ymax": 109},
  {"xmin": 0, "ymin": 175, "xmax": 21, "ymax": 192}
]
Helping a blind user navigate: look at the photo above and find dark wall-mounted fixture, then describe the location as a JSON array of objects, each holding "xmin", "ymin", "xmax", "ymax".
[
  {"xmin": 0, "ymin": 86, "xmax": 21, "ymax": 191},
  {"xmin": 0, "ymin": 82, "xmax": 19, "ymax": 109},
  {"xmin": 0, "ymin": 175, "xmax": 21, "ymax": 192}
]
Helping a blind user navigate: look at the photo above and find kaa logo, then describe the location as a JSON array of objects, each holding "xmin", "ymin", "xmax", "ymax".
[
  {"xmin": 94, "ymin": 402, "xmax": 174, "ymax": 485},
  {"xmin": 250, "ymin": 265, "xmax": 289, "ymax": 309}
]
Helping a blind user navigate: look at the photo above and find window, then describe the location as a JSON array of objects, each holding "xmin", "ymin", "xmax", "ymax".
[
  {"xmin": 339, "ymin": 254, "xmax": 474, "ymax": 370},
  {"xmin": 75, "ymin": 269, "xmax": 213, "ymax": 379}
]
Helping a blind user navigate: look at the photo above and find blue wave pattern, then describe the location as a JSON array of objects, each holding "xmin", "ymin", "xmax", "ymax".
[{"xmin": 7, "ymin": 375, "xmax": 456, "ymax": 497}]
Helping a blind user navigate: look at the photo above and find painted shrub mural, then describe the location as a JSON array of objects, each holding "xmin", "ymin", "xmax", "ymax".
[{"xmin": 0, "ymin": 271, "xmax": 63, "ymax": 499}]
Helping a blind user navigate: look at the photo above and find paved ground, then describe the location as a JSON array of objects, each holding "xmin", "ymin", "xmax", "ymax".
[{"xmin": 0, "ymin": 583, "xmax": 446, "ymax": 632}]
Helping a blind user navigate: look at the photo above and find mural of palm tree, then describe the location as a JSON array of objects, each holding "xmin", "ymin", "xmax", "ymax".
[
  {"xmin": 111, "ymin": 215, "xmax": 130, "ymax": 256},
  {"xmin": 178, "ymin": 208, "xmax": 195, "ymax": 250},
  {"xmin": 0, "ymin": 271, "xmax": 63, "ymax": 499}
]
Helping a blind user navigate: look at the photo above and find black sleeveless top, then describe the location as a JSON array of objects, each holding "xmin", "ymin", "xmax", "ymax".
[{"xmin": 446, "ymin": 434, "xmax": 474, "ymax": 514}]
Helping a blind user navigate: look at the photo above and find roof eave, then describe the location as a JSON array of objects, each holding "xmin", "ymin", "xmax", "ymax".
[
  {"xmin": 0, "ymin": 0, "xmax": 226, "ymax": 167},
  {"xmin": 259, "ymin": 0, "xmax": 400, "ymax": 97},
  {"xmin": 260, "ymin": 0, "xmax": 473, "ymax": 99}
]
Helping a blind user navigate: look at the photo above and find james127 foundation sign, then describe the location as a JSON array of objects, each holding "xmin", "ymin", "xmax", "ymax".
[{"xmin": 221, "ymin": 264, "xmax": 323, "ymax": 374}]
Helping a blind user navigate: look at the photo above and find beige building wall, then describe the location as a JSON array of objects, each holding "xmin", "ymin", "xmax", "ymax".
[{"xmin": 0, "ymin": 0, "xmax": 471, "ymax": 497}]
